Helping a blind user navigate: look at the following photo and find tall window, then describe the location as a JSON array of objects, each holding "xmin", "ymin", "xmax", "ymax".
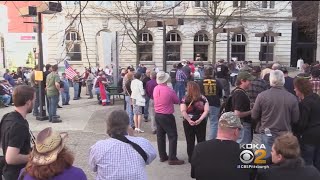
[
  {"xmin": 233, "ymin": 1, "xmax": 246, "ymax": 8},
  {"xmin": 231, "ymin": 34, "xmax": 246, "ymax": 61},
  {"xmin": 166, "ymin": 32, "xmax": 181, "ymax": 61},
  {"xmin": 262, "ymin": 1, "xmax": 275, "ymax": 9},
  {"xmin": 194, "ymin": 32, "xmax": 209, "ymax": 61},
  {"xmin": 66, "ymin": 31, "xmax": 81, "ymax": 61},
  {"xmin": 138, "ymin": 32, "xmax": 153, "ymax": 61},
  {"xmin": 195, "ymin": 1, "xmax": 208, "ymax": 7},
  {"xmin": 260, "ymin": 36, "xmax": 275, "ymax": 61}
]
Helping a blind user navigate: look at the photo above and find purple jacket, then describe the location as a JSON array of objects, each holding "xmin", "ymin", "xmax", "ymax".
[
  {"xmin": 146, "ymin": 79, "xmax": 157, "ymax": 99},
  {"xmin": 19, "ymin": 166, "xmax": 87, "ymax": 180}
]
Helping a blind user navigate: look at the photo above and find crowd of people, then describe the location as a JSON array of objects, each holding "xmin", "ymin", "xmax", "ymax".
[{"xmin": 1, "ymin": 58, "xmax": 320, "ymax": 179}]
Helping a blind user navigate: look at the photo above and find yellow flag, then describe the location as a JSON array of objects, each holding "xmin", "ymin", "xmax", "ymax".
[{"xmin": 35, "ymin": 71, "xmax": 43, "ymax": 81}]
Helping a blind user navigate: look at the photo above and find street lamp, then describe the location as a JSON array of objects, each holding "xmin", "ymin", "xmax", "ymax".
[
  {"xmin": 33, "ymin": 47, "xmax": 36, "ymax": 66},
  {"xmin": 20, "ymin": 2, "xmax": 62, "ymax": 121}
]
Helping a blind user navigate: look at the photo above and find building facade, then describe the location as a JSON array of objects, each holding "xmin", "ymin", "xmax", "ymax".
[{"xmin": 44, "ymin": 1, "xmax": 294, "ymax": 72}]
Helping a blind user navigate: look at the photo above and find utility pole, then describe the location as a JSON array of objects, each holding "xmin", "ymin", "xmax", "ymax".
[
  {"xmin": 213, "ymin": 27, "xmax": 245, "ymax": 63},
  {"xmin": 146, "ymin": 18, "xmax": 183, "ymax": 72},
  {"xmin": 162, "ymin": 23, "xmax": 166, "ymax": 72},
  {"xmin": 20, "ymin": 2, "xmax": 62, "ymax": 120}
]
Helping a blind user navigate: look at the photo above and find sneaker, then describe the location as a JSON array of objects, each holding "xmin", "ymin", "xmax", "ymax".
[
  {"xmin": 144, "ymin": 118, "xmax": 149, "ymax": 122},
  {"xmin": 168, "ymin": 159, "xmax": 185, "ymax": 165},
  {"xmin": 135, "ymin": 128, "xmax": 144, "ymax": 133},
  {"xmin": 152, "ymin": 130, "xmax": 157, "ymax": 134},
  {"xmin": 57, "ymin": 105, "xmax": 62, "ymax": 108}
]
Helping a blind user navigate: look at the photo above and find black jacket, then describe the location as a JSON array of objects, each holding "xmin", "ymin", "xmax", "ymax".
[
  {"xmin": 294, "ymin": 93, "xmax": 320, "ymax": 145},
  {"xmin": 256, "ymin": 158, "xmax": 320, "ymax": 180}
]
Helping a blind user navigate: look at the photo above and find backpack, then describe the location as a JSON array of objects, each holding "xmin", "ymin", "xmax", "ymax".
[{"xmin": 219, "ymin": 88, "xmax": 246, "ymax": 117}]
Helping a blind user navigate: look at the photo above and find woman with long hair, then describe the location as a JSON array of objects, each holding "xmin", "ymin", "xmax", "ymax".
[
  {"xmin": 18, "ymin": 127, "xmax": 87, "ymax": 180},
  {"xmin": 180, "ymin": 81, "xmax": 209, "ymax": 163},
  {"xmin": 293, "ymin": 78, "xmax": 320, "ymax": 172}
]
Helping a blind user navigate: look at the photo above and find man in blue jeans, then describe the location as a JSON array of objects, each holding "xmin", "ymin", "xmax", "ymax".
[
  {"xmin": 175, "ymin": 63, "xmax": 187, "ymax": 102},
  {"xmin": 73, "ymin": 72, "xmax": 80, "ymax": 100},
  {"xmin": 231, "ymin": 71, "xmax": 255, "ymax": 144},
  {"xmin": 197, "ymin": 67, "xmax": 223, "ymax": 139},
  {"xmin": 46, "ymin": 65, "xmax": 62, "ymax": 123},
  {"xmin": 61, "ymin": 73, "xmax": 70, "ymax": 105}
]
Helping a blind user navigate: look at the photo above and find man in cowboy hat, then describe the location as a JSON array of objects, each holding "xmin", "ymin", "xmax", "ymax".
[
  {"xmin": 153, "ymin": 71, "xmax": 184, "ymax": 165},
  {"xmin": 0, "ymin": 85, "xmax": 35, "ymax": 180}
]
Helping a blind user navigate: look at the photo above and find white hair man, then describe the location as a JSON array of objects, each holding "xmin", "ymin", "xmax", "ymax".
[
  {"xmin": 263, "ymin": 63, "xmax": 281, "ymax": 83},
  {"xmin": 252, "ymin": 70, "xmax": 299, "ymax": 159}
]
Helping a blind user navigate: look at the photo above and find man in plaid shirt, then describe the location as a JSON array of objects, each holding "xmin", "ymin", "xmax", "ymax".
[
  {"xmin": 176, "ymin": 63, "xmax": 188, "ymax": 101},
  {"xmin": 310, "ymin": 69, "xmax": 320, "ymax": 96},
  {"xmin": 246, "ymin": 66, "xmax": 269, "ymax": 108}
]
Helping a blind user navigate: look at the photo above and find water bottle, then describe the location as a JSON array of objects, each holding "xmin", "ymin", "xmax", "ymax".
[{"xmin": 264, "ymin": 128, "xmax": 272, "ymax": 137}]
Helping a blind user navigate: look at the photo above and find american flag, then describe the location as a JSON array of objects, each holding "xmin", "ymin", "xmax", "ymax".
[{"xmin": 64, "ymin": 60, "xmax": 77, "ymax": 80}]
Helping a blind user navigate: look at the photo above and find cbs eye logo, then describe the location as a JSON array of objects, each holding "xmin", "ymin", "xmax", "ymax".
[{"xmin": 240, "ymin": 149, "xmax": 267, "ymax": 164}]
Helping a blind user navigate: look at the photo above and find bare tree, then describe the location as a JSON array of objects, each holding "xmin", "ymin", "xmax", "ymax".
[
  {"xmin": 94, "ymin": 1, "xmax": 182, "ymax": 67},
  {"xmin": 197, "ymin": 1, "xmax": 242, "ymax": 64}
]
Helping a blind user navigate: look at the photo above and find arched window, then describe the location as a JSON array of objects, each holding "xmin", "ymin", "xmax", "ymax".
[
  {"xmin": 166, "ymin": 31, "xmax": 181, "ymax": 61},
  {"xmin": 194, "ymin": 32, "xmax": 209, "ymax": 61},
  {"xmin": 231, "ymin": 34, "xmax": 246, "ymax": 61},
  {"xmin": 260, "ymin": 35, "xmax": 275, "ymax": 62},
  {"xmin": 66, "ymin": 31, "xmax": 81, "ymax": 61},
  {"xmin": 138, "ymin": 32, "xmax": 153, "ymax": 61}
]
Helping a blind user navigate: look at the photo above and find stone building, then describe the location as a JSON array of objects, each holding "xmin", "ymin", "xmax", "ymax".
[{"xmin": 43, "ymin": 1, "xmax": 294, "ymax": 73}]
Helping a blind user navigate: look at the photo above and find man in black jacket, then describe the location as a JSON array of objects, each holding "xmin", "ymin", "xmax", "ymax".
[{"xmin": 256, "ymin": 133, "xmax": 320, "ymax": 180}]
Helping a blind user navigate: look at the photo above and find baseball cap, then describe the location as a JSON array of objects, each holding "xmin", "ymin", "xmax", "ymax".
[
  {"xmin": 237, "ymin": 71, "xmax": 255, "ymax": 81},
  {"xmin": 219, "ymin": 112, "xmax": 243, "ymax": 129}
]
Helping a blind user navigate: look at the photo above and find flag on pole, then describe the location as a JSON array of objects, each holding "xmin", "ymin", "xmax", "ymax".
[{"xmin": 64, "ymin": 60, "xmax": 77, "ymax": 80}]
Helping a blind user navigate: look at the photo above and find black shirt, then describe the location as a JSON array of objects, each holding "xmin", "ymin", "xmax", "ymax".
[
  {"xmin": 169, "ymin": 68, "xmax": 177, "ymax": 83},
  {"xmin": 232, "ymin": 87, "xmax": 251, "ymax": 123},
  {"xmin": 43, "ymin": 70, "xmax": 51, "ymax": 88},
  {"xmin": 142, "ymin": 76, "xmax": 151, "ymax": 90},
  {"xmin": 216, "ymin": 64, "xmax": 229, "ymax": 79},
  {"xmin": 191, "ymin": 139, "xmax": 251, "ymax": 180},
  {"xmin": 0, "ymin": 111, "xmax": 31, "ymax": 180},
  {"xmin": 197, "ymin": 79, "xmax": 223, "ymax": 107},
  {"xmin": 284, "ymin": 76, "xmax": 295, "ymax": 96}
]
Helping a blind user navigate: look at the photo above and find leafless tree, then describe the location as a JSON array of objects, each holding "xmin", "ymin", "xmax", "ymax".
[{"xmin": 198, "ymin": 1, "xmax": 242, "ymax": 64}]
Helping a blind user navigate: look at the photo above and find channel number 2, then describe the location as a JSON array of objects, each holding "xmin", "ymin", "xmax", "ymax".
[
  {"xmin": 254, "ymin": 149, "xmax": 267, "ymax": 164},
  {"xmin": 203, "ymin": 80, "xmax": 216, "ymax": 96}
]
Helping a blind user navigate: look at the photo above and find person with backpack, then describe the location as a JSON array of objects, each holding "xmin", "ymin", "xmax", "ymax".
[
  {"xmin": 231, "ymin": 71, "xmax": 254, "ymax": 144},
  {"xmin": 197, "ymin": 67, "xmax": 223, "ymax": 140},
  {"xmin": 0, "ymin": 85, "xmax": 35, "ymax": 180}
]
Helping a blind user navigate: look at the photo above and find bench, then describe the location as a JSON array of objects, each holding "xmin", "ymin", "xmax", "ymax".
[{"xmin": 106, "ymin": 86, "xmax": 126, "ymax": 110}]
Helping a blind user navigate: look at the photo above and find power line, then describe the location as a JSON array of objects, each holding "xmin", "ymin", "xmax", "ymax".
[{"xmin": 12, "ymin": 1, "xmax": 24, "ymax": 17}]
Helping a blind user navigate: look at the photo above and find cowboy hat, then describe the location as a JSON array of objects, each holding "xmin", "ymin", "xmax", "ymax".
[
  {"xmin": 31, "ymin": 127, "xmax": 68, "ymax": 166},
  {"xmin": 156, "ymin": 71, "xmax": 170, "ymax": 84}
]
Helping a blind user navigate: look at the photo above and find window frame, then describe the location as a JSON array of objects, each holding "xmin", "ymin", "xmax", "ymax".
[
  {"xmin": 194, "ymin": 1, "xmax": 208, "ymax": 8},
  {"xmin": 166, "ymin": 32, "xmax": 182, "ymax": 61},
  {"xmin": 65, "ymin": 31, "xmax": 82, "ymax": 61},
  {"xmin": 138, "ymin": 32, "xmax": 154, "ymax": 61},
  {"xmin": 164, "ymin": 1, "xmax": 180, "ymax": 7},
  {"xmin": 138, "ymin": 1, "xmax": 155, "ymax": 7},
  {"xmin": 261, "ymin": 1, "xmax": 275, "ymax": 9},
  {"xmin": 194, "ymin": 32, "xmax": 209, "ymax": 61},
  {"xmin": 233, "ymin": 1, "xmax": 246, "ymax": 8}
]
